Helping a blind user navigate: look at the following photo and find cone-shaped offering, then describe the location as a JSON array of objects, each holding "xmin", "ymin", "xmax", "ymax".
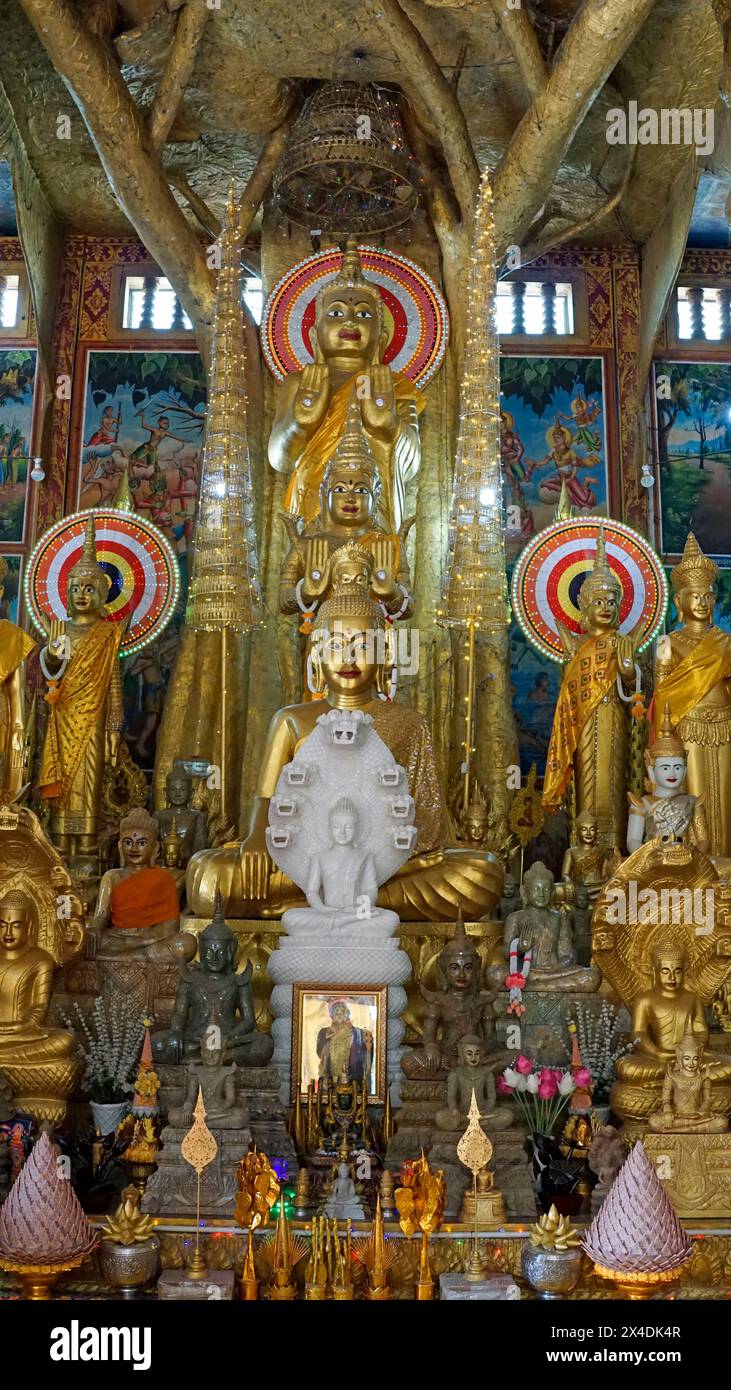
[
  {"xmin": 0, "ymin": 1132, "xmax": 97, "ymax": 1297},
  {"xmin": 582, "ymin": 1140, "xmax": 692, "ymax": 1297}
]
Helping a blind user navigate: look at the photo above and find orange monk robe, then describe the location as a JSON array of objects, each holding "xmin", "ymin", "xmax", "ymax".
[
  {"xmin": 542, "ymin": 634, "xmax": 619, "ymax": 811},
  {"xmin": 284, "ymin": 374, "xmax": 425, "ymax": 524},
  {"xmin": 110, "ymin": 866, "xmax": 180, "ymax": 930}
]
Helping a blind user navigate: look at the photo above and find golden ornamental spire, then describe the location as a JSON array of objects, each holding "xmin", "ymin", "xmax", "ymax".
[
  {"xmin": 187, "ymin": 181, "xmax": 262, "ymax": 633},
  {"xmin": 671, "ymin": 530, "xmax": 717, "ymax": 592},
  {"xmin": 580, "ymin": 523, "xmax": 621, "ymax": 605},
  {"xmin": 111, "ymin": 466, "xmax": 133, "ymax": 513},
  {"xmin": 438, "ymin": 167, "xmax": 509, "ymax": 632},
  {"xmin": 330, "ymin": 390, "xmax": 378, "ymax": 474},
  {"xmin": 68, "ymin": 514, "xmax": 110, "ymax": 592}
]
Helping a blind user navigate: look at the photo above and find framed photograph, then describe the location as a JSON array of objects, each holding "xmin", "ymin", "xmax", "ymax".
[{"xmin": 291, "ymin": 984, "xmax": 387, "ymax": 1104}]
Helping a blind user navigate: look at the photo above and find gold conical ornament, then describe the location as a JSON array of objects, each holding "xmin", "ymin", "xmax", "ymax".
[
  {"xmin": 671, "ymin": 531, "xmax": 717, "ymax": 593},
  {"xmin": 261, "ymin": 1205, "xmax": 308, "ymax": 1301},
  {"xmin": 67, "ymin": 514, "xmax": 111, "ymax": 596},
  {"xmin": 153, "ymin": 183, "xmax": 261, "ymax": 825},
  {"xmin": 180, "ymin": 1087, "xmax": 218, "ymax": 1277},
  {"xmin": 353, "ymin": 1193, "xmax": 396, "ymax": 1300},
  {"xmin": 111, "ymin": 465, "xmax": 133, "ymax": 513}
]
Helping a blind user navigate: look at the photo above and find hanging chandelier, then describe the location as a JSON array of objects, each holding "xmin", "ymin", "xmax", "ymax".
[{"xmin": 274, "ymin": 81, "xmax": 418, "ymax": 235}]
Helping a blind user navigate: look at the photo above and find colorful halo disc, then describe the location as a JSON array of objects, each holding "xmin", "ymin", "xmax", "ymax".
[
  {"xmin": 261, "ymin": 244, "xmax": 449, "ymax": 386},
  {"xmin": 511, "ymin": 518, "xmax": 668, "ymax": 663},
  {"xmin": 25, "ymin": 509, "xmax": 180, "ymax": 658}
]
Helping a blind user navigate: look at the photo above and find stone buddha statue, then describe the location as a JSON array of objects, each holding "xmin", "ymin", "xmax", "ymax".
[
  {"xmin": 152, "ymin": 895, "xmax": 273, "ymax": 1067},
  {"xmin": 655, "ymin": 533, "xmax": 731, "ymax": 860},
  {"xmin": 153, "ymin": 764, "xmax": 208, "ymax": 866},
  {"xmin": 268, "ymin": 237, "xmax": 424, "ymax": 535},
  {"xmin": 496, "ymin": 861, "xmax": 600, "ymax": 993},
  {"xmin": 561, "ymin": 810, "xmax": 620, "ymax": 906},
  {"xmin": 187, "ymin": 580, "xmax": 502, "ymax": 922},
  {"xmin": 627, "ymin": 703, "xmax": 709, "ymax": 856},
  {"xmin": 648, "ymin": 1031, "xmax": 728, "ymax": 1134},
  {"xmin": 542, "ymin": 528, "xmax": 642, "ymax": 849},
  {"xmin": 167, "ymin": 1018, "xmax": 248, "ymax": 1130},
  {"xmin": 435, "ymin": 1035, "xmax": 513, "ymax": 1131},
  {"xmin": 0, "ymin": 557, "xmax": 34, "ymax": 797},
  {"xmin": 402, "ymin": 916, "xmax": 499, "ymax": 1078},
  {"xmin": 279, "ymin": 394, "xmax": 413, "ymax": 637},
  {"xmin": 0, "ymin": 889, "xmax": 80, "ymax": 1124},
  {"xmin": 37, "ymin": 515, "xmax": 124, "ymax": 855},
  {"xmin": 91, "ymin": 807, "xmax": 193, "ymax": 961}
]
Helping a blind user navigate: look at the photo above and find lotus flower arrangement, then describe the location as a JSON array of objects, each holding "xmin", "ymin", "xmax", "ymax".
[{"xmin": 498, "ymin": 1055, "xmax": 578, "ymax": 1136}]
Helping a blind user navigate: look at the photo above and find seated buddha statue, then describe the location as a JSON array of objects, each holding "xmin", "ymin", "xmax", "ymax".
[
  {"xmin": 626, "ymin": 703, "xmax": 709, "ymax": 855},
  {"xmin": 402, "ymin": 915, "xmax": 501, "ymax": 1078},
  {"xmin": 0, "ymin": 889, "xmax": 80, "ymax": 1123},
  {"xmin": 561, "ymin": 810, "xmax": 620, "ymax": 907},
  {"xmin": 613, "ymin": 943, "xmax": 731, "ymax": 1122},
  {"xmin": 435, "ymin": 1034, "xmax": 513, "ymax": 1131},
  {"xmin": 279, "ymin": 393, "xmax": 413, "ymax": 638},
  {"xmin": 153, "ymin": 764, "xmax": 208, "ymax": 866},
  {"xmin": 91, "ymin": 807, "xmax": 195, "ymax": 961},
  {"xmin": 491, "ymin": 861, "xmax": 600, "ymax": 993},
  {"xmin": 187, "ymin": 579, "xmax": 502, "ymax": 922},
  {"xmin": 167, "ymin": 1018, "xmax": 248, "ymax": 1130},
  {"xmin": 648, "ymin": 1031, "xmax": 728, "ymax": 1134},
  {"xmin": 268, "ymin": 237, "xmax": 424, "ymax": 535}
]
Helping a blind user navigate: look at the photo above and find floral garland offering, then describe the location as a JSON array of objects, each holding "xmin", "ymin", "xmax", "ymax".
[{"xmin": 505, "ymin": 937, "xmax": 532, "ymax": 1016}]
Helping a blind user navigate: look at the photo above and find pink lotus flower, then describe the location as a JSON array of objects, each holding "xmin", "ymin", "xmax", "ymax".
[
  {"xmin": 538, "ymin": 1068, "xmax": 555, "ymax": 1085},
  {"xmin": 515, "ymin": 1054, "xmax": 534, "ymax": 1075},
  {"xmin": 496, "ymin": 1076, "xmax": 513, "ymax": 1096},
  {"xmin": 538, "ymin": 1076, "xmax": 558, "ymax": 1100},
  {"xmin": 573, "ymin": 1067, "xmax": 592, "ymax": 1089}
]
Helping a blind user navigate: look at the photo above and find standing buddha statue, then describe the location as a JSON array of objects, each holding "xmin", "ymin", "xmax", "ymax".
[
  {"xmin": 0, "ymin": 557, "xmax": 34, "ymax": 796},
  {"xmin": 268, "ymin": 237, "xmax": 424, "ymax": 535},
  {"xmin": 542, "ymin": 528, "xmax": 641, "ymax": 848},
  {"xmin": 37, "ymin": 515, "xmax": 124, "ymax": 855},
  {"xmin": 655, "ymin": 533, "xmax": 731, "ymax": 859}
]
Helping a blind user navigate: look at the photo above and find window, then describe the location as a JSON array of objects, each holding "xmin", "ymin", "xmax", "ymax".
[
  {"xmin": 496, "ymin": 279, "xmax": 575, "ymax": 337},
  {"xmin": 0, "ymin": 274, "xmax": 19, "ymax": 329},
  {"xmin": 122, "ymin": 275, "xmax": 192, "ymax": 331},
  {"xmin": 243, "ymin": 275, "xmax": 263, "ymax": 326},
  {"xmin": 675, "ymin": 284, "xmax": 730, "ymax": 342}
]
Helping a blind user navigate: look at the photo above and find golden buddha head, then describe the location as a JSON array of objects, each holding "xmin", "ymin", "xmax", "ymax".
[
  {"xmin": 577, "ymin": 527, "xmax": 621, "ymax": 634},
  {"xmin": 676, "ymin": 1030, "xmax": 702, "ymax": 1074},
  {"xmin": 436, "ymin": 914, "xmax": 480, "ymax": 994},
  {"xmin": 0, "ymin": 889, "xmax": 35, "ymax": 954},
  {"xmin": 575, "ymin": 810, "xmax": 598, "ymax": 846},
  {"xmin": 651, "ymin": 942, "xmax": 687, "ymax": 994},
  {"xmin": 645, "ymin": 702, "xmax": 687, "ymax": 794},
  {"xmin": 462, "ymin": 784, "xmax": 489, "ymax": 845},
  {"xmin": 322, "ymin": 393, "xmax": 380, "ymax": 528},
  {"xmin": 313, "ymin": 239, "xmax": 386, "ymax": 369},
  {"xmin": 458, "ymin": 1034, "xmax": 484, "ymax": 1068},
  {"xmin": 671, "ymin": 533, "xmax": 717, "ymax": 625},
  {"xmin": 67, "ymin": 515, "xmax": 111, "ymax": 617},
  {"xmin": 522, "ymin": 860, "xmax": 554, "ymax": 909},
  {"xmin": 119, "ymin": 806, "xmax": 159, "ymax": 869},
  {"xmin": 311, "ymin": 573, "xmax": 393, "ymax": 701},
  {"xmin": 162, "ymin": 816, "xmax": 185, "ymax": 868}
]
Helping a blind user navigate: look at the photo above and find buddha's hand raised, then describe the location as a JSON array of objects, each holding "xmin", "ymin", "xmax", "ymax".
[
  {"xmin": 240, "ymin": 840, "xmax": 272, "ymax": 901},
  {"xmin": 615, "ymin": 635, "xmax": 636, "ymax": 681},
  {"xmin": 43, "ymin": 617, "xmax": 69, "ymax": 669},
  {"xmin": 371, "ymin": 538, "xmax": 396, "ymax": 600},
  {"xmin": 360, "ymin": 366, "xmax": 398, "ymax": 440},
  {"xmin": 302, "ymin": 538, "xmax": 330, "ymax": 602},
  {"xmin": 293, "ymin": 364, "xmax": 330, "ymax": 430}
]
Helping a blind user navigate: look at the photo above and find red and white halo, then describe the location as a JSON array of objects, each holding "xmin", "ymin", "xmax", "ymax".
[
  {"xmin": 25, "ymin": 509, "xmax": 180, "ymax": 657},
  {"xmin": 511, "ymin": 518, "xmax": 668, "ymax": 663}
]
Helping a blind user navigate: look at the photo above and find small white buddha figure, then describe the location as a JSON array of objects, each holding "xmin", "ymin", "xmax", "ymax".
[
  {"xmin": 276, "ymin": 795, "xmax": 397, "ymax": 938},
  {"xmin": 627, "ymin": 702, "xmax": 709, "ymax": 855}
]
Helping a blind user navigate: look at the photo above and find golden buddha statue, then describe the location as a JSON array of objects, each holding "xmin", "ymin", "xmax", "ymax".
[
  {"xmin": 279, "ymin": 393, "xmax": 413, "ymax": 635},
  {"xmin": 0, "ymin": 888, "xmax": 80, "ymax": 1124},
  {"xmin": 611, "ymin": 943, "xmax": 731, "ymax": 1124},
  {"xmin": 542, "ymin": 528, "xmax": 641, "ymax": 848},
  {"xmin": 655, "ymin": 533, "xmax": 731, "ymax": 860},
  {"xmin": 0, "ymin": 557, "xmax": 34, "ymax": 797},
  {"xmin": 91, "ymin": 807, "xmax": 194, "ymax": 961},
  {"xmin": 187, "ymin": 580, "xmax": 502, "ymax": 921},
  {"xmin": 37, "ymin": 515, "xmax": 124, "ymax": 855},
  {"xmin": 268, "ymin": 237, "xmax": 424, "ymax": 535},
  {"xmin": 561, "ymin": 809, "xmax": 620, "ymax": 907},
  {"xmin": 648, "ymin": 1031, "xmax": 728, "ymax": 1134}
]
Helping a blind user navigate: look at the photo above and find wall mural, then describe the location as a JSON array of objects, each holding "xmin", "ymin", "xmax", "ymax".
[
  {"xmin": 500, "ymin": 355, "xmax": 608, "ymax": 558},
  {"xmin": 0, "ymin": 554, "xmax": 21, "ymax": 623},
  {"xmin": 77, "ymin": 349, "xmax": 207, "ymax": 773},
  {"xmin": 653, "ymin": 359, "xmax": 731, "ymax": 558},
  {"xmin": 0, "ymin": 348, "xmax": 37, "ymax": 544}
]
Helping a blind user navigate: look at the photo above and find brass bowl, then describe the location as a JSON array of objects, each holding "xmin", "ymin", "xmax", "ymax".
[{"xmin": 99, "ymin": 1236, "xmax": 160, "ymax": 1297}]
